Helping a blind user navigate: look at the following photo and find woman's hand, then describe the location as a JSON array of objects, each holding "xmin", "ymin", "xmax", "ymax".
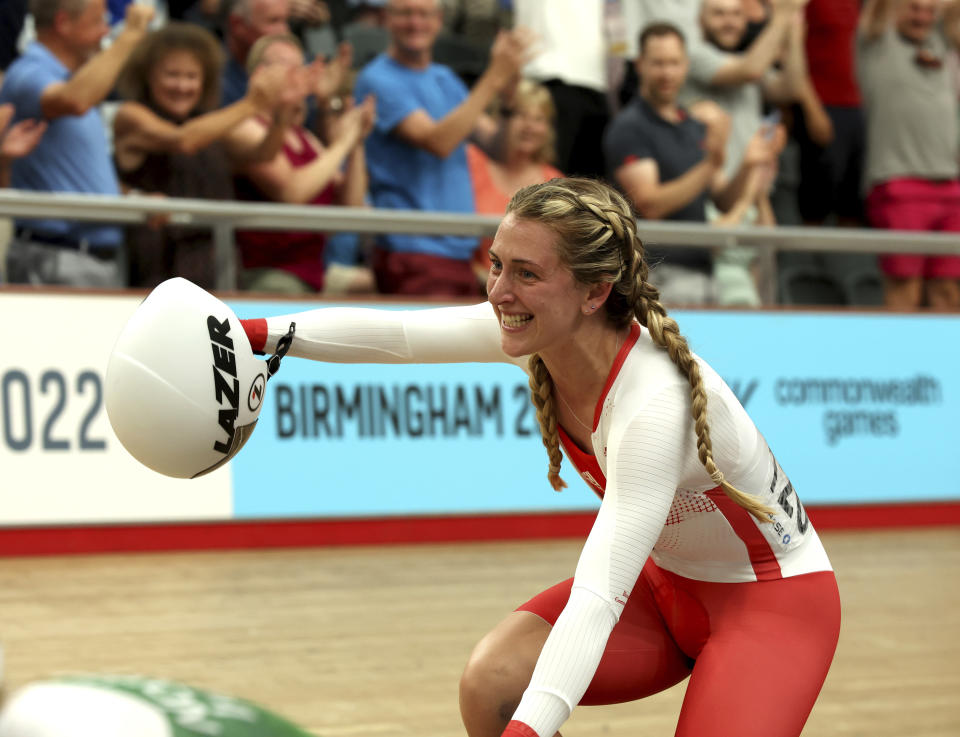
[
  {"xmin": 312, "ymin": 42, "xmax": 353, "ymax": 103},
  {"xmin": 355, "ymin": 94, "xmax": 376, "ymax": 139},
  {"xmin": 247, "ymin": 64, "xmax": 290, "ymax": 111},
  {"xmin": 249, "ymin": 62, "xmax": 315, "ymax": 113},
  {"xmin": 328, "ymin": 96, "xmax": 370, "ymax": 147}
]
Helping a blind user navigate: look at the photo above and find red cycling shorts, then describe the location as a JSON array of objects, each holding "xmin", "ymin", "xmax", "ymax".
[{"xmin": 517, "ymin": 558, "xmax": 841, "ymax": 737}]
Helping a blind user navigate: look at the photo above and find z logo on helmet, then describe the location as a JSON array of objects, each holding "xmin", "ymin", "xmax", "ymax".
[
  {"xmin": 208, "ymin": 315, "xmax": 239, "ymax": 454},
  {"xmin": 248, "ymin": 374, "xmax": 266, "ymax": 412}
]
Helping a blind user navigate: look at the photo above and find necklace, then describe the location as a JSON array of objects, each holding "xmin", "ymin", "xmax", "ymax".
[
  {"xmin": 555, "ymin": 389, "xmax": 593, "ymax": 432},
  {"xmin": 553, "ymin": 331, "xmax": 625, "ymax": 434}
]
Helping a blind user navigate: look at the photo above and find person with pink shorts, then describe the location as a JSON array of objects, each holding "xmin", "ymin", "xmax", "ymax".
[
  {"xmin": 242, "ymin": 178, "xmax": 840, "ymax": 737},
  {"xmin": 858, "ymin": 0, "xmax": 960, "ymax": 309}
]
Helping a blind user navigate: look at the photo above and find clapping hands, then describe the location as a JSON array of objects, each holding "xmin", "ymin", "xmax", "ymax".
[
  {"xmin": 312, "ymin": 42, "xmax": 353, "ymax": 103},
  {"xmin": 690, "ymin": 100, "xmax": 732, "ymax": 170},
  {"xmin": 488, "ymin": 27, "xmax": 538, "ymax": 91},
  {"xmin": 329, "ymin": 94, "xmax": 376, "ymax": 146},
  {"xmin": 743, "ymin": 120, "xmax": 787, "ymax": 191}
]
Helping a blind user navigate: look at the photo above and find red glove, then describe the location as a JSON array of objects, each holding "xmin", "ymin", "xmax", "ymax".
[
  {"xmin": 502, "ymin": 720, "xmax": 539, "ymax": 737},
  {"xmin": 241, "ymin": 318, "xmax": 268, "ymax": 354}
]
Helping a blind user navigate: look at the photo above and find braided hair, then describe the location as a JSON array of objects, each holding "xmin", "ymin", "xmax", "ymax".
[{"xmin": 507, "ymin": 178, "xmax": 773, "ymax": 522}]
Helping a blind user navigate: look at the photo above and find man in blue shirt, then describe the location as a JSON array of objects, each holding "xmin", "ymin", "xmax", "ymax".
[
  {"xmin": 0, "ymin": 0, "xmax": 153, "ymax": 286},
  {"xmin": 353, "ymin": 0, "xmax": 530, "ymax": 296}
]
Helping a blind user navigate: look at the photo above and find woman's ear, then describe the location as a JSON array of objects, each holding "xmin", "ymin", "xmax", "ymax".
[{"xmin": 581, "ymin": 281, "xmax": 614, "ymax": 315}]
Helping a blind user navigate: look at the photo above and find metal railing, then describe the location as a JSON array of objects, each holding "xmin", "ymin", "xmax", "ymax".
[{"xmin": 3, "ymin": 189, "xmax": 960, "ymax": 298}]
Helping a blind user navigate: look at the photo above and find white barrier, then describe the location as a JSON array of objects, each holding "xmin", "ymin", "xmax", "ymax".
[
  {"xmin": 2, "ymin": 291, "xmax": 959, "ymax": 530},
  {"xmin": 2, "ymin": 189, "xmax": 960, "ymax": 294}
]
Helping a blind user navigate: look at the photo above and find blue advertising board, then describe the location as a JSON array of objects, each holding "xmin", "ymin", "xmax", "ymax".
[{"xmin": 230, "ymin": 302, "xmax": 956, "ymax": 518}]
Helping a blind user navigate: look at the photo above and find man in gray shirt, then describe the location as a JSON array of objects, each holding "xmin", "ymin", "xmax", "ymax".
[
  {"xmin": 858, "ymin": 0, "xmax": 960, "ymax": 309},
  {"xmin": 682, "ymin": 0, "xmax": 807, "ymax": 179}
]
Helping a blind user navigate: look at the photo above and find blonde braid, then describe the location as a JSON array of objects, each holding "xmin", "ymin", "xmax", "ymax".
[
  {"xmin": 527, "ymin": 353, "xmax": 568, "ymax": 491},
  {"xmin": 579, "ymin": 199, "xmax": 634, "ymax": 245},
  {"xmin": 629, "ymin": 264, "xmax": 774, "ymax": 522}
]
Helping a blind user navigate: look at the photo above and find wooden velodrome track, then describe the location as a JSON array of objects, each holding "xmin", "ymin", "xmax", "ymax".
[{"xmin": 0, "ymin": 527, "xmax": 957, "ymax": 737}]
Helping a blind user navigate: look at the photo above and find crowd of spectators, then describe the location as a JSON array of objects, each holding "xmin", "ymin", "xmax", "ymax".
[{"xmin": 1, "ymin": 0, "xmax": 960, "ymax": 308}]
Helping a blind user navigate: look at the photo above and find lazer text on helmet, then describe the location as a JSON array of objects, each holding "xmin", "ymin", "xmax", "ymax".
[{"xmin": 208, "ymin": 315, "xmax": 239, "ymax": 454}]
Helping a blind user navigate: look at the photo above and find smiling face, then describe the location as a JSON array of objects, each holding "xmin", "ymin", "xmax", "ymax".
[
  {"xmin": 386, "ymin": 0, "xmax": 443, "ymax": 64},
  {"xmin": 58, "ymin": 0, "xmax": 111, "ymax": 63},
  {"xmin": 148, "ymin": 49, "xmax": 205, "ymax": 120},
  {"xmin": 897, "ymin": 0, "xmax": 938, "ymax": 43},
  {"xmin": 506, "ymin": 103, "xmax": 552, "ymax": 162},
  {"xmin": 638, "ymin": 32, "xmax": 688, "ymax": 107},
  {"xmin": 257, "ymin": 39, "xmax": 306, "ymax": 120},
  {"xmin": 700, "ymin": 0, "xmax": 747, "ymax": 51},
  {"xmin": 486, "ymin": 214, "xmax": 592, "ymax": 358}
]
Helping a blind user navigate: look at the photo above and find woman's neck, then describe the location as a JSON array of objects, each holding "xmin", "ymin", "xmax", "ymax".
[{"xmin": 540, "ymin": 324, "xmax": 626, "ymax": 408}]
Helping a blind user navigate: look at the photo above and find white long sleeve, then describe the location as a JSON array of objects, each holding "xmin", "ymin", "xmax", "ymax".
[
  {"xmin": 511, "ymin": 388, "xmax": 689, "ymax": 737},
  {"xmin": 262, "ymin": 303, "xmax": 524, "ymax": 367}
]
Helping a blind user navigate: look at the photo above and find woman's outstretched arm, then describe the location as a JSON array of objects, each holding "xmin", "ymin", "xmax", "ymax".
[{"xmin": 243, "ymin": 302, "xmax": 524, "ymax": 367}]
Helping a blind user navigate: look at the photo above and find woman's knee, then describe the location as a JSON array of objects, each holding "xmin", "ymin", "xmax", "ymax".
[{"xmin": 459, "ymin": 612, "xmax": 551, "ymax": 736}]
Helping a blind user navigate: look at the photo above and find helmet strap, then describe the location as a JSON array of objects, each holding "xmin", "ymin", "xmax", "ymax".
[{"xmin": 266, "ymin": 322, "xmax": 296, "ymax": 379}]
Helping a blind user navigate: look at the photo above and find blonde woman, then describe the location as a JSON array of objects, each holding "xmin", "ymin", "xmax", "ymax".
[
  {"xmin": 467, "ymin": 80, "xmax": 563, "ymax": 279},
  {"xmin": 240, "ymin": 177, "xmax": 840, "ymax": 737},
  {"xmin": 229, "ymin": 33, "xmax": 375, "ymax": 294}
]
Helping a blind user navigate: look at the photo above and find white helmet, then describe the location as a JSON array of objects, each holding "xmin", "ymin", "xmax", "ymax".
[{"xmin": 106, "ymin": 278, "xmax": 269, "ymax": 478}]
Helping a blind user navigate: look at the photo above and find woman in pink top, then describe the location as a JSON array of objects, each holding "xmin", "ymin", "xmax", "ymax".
[
  {"xmin": 232, "ymin": 34, "xmax": 375, "ymax": 294},
  {"xmin": 468, "ymin": 80, "xmax": 563, "ymax": 283}
]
